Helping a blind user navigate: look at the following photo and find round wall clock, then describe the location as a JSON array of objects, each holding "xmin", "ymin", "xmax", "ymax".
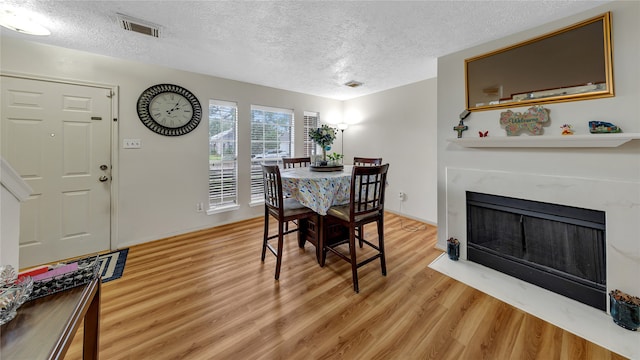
[{"xmin": 136, "ymin": 84, "xmax": 202, "ymax": 136}]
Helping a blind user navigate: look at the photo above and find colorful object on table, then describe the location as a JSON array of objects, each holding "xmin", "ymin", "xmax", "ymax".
[
  {"xmin": 17, "ymin": 265, "xmax": 49, "ymax": 281},
  {"xmin": 27, "ymin": 256, "xmax": 100, "ymax": 301},
  {"xmin": 560, "ymin": 124, "xmax": 574, "ymax": 135},
  {"xmin": 31, "ymin": 263, "xmax": 79, "ymax": 281},
  {"xmin": 454, "ymin": 120, "xmax": 468, "ymax": 138},
  {"xmin": 589, "ymin": 121, "xmax": 621, "ymax": 134},
  {"xmin": 479, "ymin": 131, "xmax": 489, "ymax": 138},
  {"xmin": 500, "ymin": 105, "xmax": 550, "ymax": 136}
]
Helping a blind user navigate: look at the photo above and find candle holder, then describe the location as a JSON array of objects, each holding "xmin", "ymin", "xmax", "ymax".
[{"xmin": 447, "ymin": 238, "xmax": 460, "ymax": 261}]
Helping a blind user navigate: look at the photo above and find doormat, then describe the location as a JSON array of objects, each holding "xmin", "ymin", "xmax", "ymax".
[{"xmin": 99, "ymin": 248, "xmax": 128, "ymax": 282}]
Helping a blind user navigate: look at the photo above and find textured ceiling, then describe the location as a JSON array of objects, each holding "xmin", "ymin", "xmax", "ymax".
[{"xmin": 1, "ymin": 1, "xmax": 610, "ymax": 100}]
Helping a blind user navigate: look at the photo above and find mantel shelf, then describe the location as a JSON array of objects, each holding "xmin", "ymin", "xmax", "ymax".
[{"xmin": 447, "ymin": 133, "xmax": 640, "ymax": 148}]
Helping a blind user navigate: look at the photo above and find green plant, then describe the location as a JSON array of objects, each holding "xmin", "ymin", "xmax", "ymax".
[
  {"xmin": 308, "ymin": 124, "xmax": 337, "ymax": 148},
  {"xmin": 327, "ymin": 152, "xmax": 344, "ymax": 161}
]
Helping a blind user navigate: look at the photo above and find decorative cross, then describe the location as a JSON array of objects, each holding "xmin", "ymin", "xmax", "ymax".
[{"xmin": 453, "ymin": 120, "xmax": 468, "ymax": 138}]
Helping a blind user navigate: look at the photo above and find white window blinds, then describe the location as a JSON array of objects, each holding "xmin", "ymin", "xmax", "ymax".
[
  {"xmin": 303, "ymin": 111, "xmax": 319, "ymax": 157},
  {"xmin": 250, "ymin": 105, "xmax": 294, "ymax": 203},
  {"xmin": 209, "ymin": 100, "xmax": 238, "ymax": 210}
]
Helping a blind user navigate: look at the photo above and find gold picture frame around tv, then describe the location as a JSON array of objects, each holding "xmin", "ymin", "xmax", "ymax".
[{"xmin": 465, "ymin": 12, "xmax": 614, "ymax": 112}]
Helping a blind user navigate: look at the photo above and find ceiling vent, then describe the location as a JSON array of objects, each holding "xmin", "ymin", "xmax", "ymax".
[
  {"xmin": 117, "ymin": 13, "xmax": 160, "ymax": 38},
  {"xmin": 344, "ymin": 80, "xmax": 363, "ymax": 88}
]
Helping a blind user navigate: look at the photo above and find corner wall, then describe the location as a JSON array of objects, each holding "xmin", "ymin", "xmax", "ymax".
[{"xmin": 343, "ymin": 79, "xmax": 438, "ymax": 224}]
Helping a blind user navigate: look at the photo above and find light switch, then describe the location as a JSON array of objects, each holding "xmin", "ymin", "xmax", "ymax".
[{"xmin": 123, "ymin": 139, "xmax": 141, "ymax": 149}]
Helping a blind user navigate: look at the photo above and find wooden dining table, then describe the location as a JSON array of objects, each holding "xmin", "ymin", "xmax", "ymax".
[{"xmin": 280, "ymin": 165, "xmax": 352, "ymax": 264}]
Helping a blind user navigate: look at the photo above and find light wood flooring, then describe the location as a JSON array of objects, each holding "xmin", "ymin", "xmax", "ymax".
[{"xmin": 65, "ymin": 213, "xmax": 626, "ymax": 359}]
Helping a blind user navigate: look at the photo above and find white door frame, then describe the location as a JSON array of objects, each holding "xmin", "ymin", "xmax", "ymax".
[{"xmin": 1, "ymin": 71, "xmax": 119, "ymax": 252}]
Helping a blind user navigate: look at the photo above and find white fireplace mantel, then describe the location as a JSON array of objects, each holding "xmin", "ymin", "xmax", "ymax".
[{"xmin": 447, "ymin": 133, "xmax": 640, "ymax": 148}]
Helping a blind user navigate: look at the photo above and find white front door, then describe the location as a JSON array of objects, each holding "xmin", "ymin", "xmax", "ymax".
[{"xmin": 1, "ymin": 76, "xmax": 112, "ymax": 267}]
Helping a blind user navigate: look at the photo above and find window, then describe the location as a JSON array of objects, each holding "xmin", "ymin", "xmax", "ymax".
[
  {"xmin": 303, "ymin": 111, "xmax": 319, "ymax": 156},
  {"xmin": 250, "ymin": 105, "xmax": 294, "ymax": 203},
  {"xmin": 208, "ymin": 100, "xmax": 238, "ymax": 212}
]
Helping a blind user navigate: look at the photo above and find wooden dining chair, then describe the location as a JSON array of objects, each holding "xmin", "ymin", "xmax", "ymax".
[
  {"xmin": 282, "ymin": 157, "xmax": 311, "ymax": 168},
  {"xmin": 353, "ymin": 157, "xmax": 382, "ymax": 166},
  {"xmin": 261, "ymin": 165, "xmax": 317, "ymax": 280},
  {"xmin": 322, "ymin": 164, "xmax": 390, "ymax": 292},
  {"xmin": 281, "ymin": 157, "xmax": 311, "ymax": 231},
  {"xmin": 352, "ymin": 157, "xmax": 383, "ymax": 246}
]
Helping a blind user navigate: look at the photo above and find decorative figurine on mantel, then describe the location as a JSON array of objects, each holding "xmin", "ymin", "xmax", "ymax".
[
  {"xmin": 589, "ymin": 121, "xmax": 622, "ymax": 134},
  {"xmin": 500, "ymin": 105, "xmax": 550, "ymax": 136},
  {"xmin": 479, "ymin": 130, "xmax": 489, "ymax": 138},
  {"xmin": 454, "ymin": 109, "xmax": 471, "ymax": 138},
  {"xmin": 560, "ymin": 124, "xmax": 574, "ymax": 135}
]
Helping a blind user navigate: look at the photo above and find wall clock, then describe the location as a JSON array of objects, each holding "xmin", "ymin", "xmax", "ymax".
[{"xmin": 136, "ymin": 84, "xmax": 202, "ymax": 136}]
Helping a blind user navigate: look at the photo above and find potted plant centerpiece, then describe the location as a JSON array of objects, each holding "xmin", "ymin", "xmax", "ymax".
[
  {"xmin": 327, "ymin": 152, "xmax": 344, "ymax": 166},
  {"xmin": 309, "ymin": 125, "xmax": 343, "ymax": 171}
]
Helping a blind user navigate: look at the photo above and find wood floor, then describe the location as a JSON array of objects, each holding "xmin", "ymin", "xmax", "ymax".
[{"xmin": 64, "ymin": 213, "xmax": 625, "ymax": 359}]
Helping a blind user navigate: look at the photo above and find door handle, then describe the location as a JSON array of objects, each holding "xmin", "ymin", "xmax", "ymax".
[{"xmin": 99, "ymin": 176, "xmax": 109, "ymax": 182}]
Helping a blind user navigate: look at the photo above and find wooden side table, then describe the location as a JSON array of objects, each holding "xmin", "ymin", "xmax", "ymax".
[{"xmin": 1, "ymin": 278, "xmax": 101, "ymax": 359}]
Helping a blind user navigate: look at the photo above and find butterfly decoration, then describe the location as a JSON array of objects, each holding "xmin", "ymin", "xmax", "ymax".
[
  {"xmin": 560, "ymin": 124, "xmax": 574, "ymax": 135},
  {"xmin": 479, "ymin": 131, "xmax": 489, "ymax": 137}
]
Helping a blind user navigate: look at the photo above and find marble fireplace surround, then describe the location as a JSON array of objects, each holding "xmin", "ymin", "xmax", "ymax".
[{"xmin": 430, "ymin": 167, "xmax": 640, "ymax": 358}]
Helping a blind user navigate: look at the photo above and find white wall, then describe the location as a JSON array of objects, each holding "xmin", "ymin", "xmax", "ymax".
[
  {"xmin": 0, "ymin": 37, "xmax": 342, "ymax": 249},
  {"xmin": 343, "ymin": 79, "xmax": 438, "ymax": 224}
]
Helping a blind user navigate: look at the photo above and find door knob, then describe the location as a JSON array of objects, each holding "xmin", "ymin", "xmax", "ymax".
[
  {"xmin": 100, "ymin": 164, "xmax": 108, "ymax": 170},
  {"xmin": 99, "ymin": 176, "xmax": 109, "ymax": 182}
]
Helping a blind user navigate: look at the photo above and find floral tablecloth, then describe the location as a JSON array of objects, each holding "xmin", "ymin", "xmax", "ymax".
[{"xmin": 280, "ymin": 165, "xmax": 352, "ymax": 215}]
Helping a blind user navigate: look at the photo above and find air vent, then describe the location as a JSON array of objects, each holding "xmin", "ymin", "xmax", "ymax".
[
  {"xmin": 344, "ymin": 80, "xmax": 363, "ymax": 88},
  {"xmin": 117, "ymin": 13, "xmax": 160, "ymax": 38}
]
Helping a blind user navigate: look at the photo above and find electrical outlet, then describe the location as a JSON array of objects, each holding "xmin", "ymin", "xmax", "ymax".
[
  {"xmin": 398, "ymin": 191, "xmax": 405, "ymax": 201},
  {"xmin": 123, "ymin": 139, "xmax": 142, "ymax": 149}
]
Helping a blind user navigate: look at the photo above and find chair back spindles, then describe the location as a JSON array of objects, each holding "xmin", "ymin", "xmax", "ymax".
[
  {"xmin": 262, "ymin": 165, "xmax": 283, "ymax": 215},
  {"xmin": 283, "ymin": 157, "xmax": 312, "ymax": 169},
  {"xmin": 351, "ymin": 164, "xmax": 388, "ymax": 219},
  {"xmin": 353, "ymin": 157, "xmax": 382, "ymax": 166}
]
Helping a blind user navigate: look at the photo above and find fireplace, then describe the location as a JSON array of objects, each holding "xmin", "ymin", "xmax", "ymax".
[
  {"xmin": 466, "ymin": 191, "xmax": 606, "ymax": 310},
  {"xmin": 435, "ymin": 167, "xmax": 639, "ymax": 358}
]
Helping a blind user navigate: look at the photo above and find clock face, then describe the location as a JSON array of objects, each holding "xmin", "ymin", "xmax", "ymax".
[
  {"xmin": 137, "ymin": 84, "xmax": 202, "ymax": 136},
  {"xmin": 149, "ymin": 92, "xmax": 193, "ymax": 128}
]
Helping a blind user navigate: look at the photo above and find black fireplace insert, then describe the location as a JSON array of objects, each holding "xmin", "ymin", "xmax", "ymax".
[{"xmin": 466, "ymin": 191, "xmax": 606, "ymax": 311}]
